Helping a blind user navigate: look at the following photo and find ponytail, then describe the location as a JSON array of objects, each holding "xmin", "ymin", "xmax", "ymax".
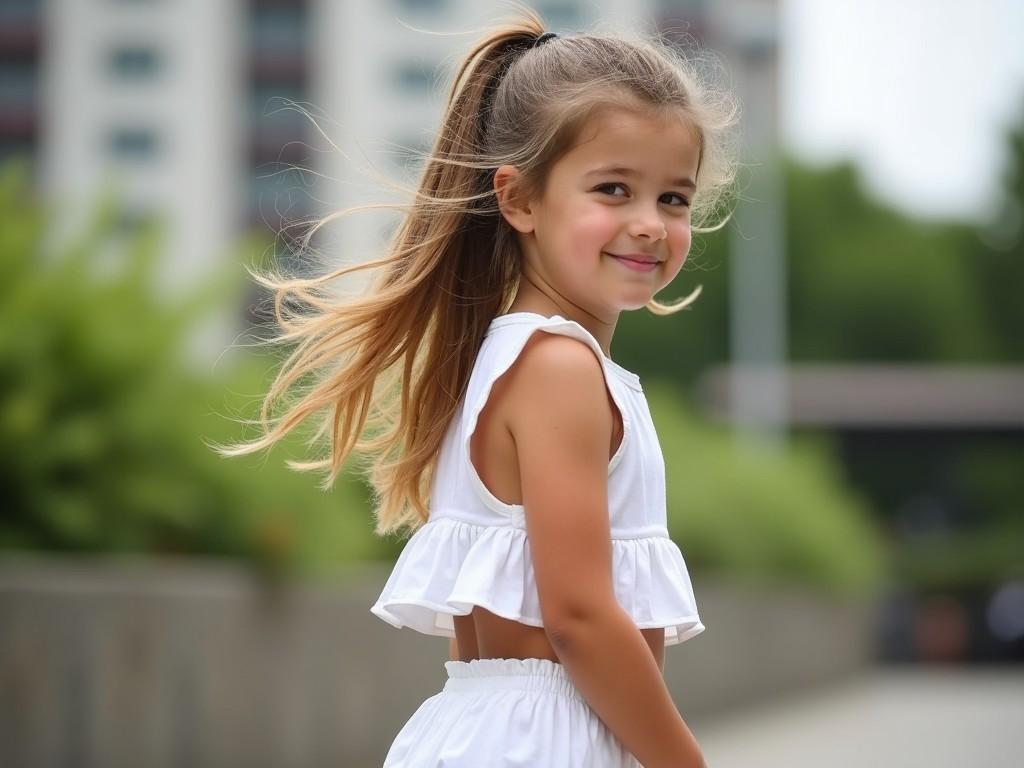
[
  {"xmin": 214, "ymin": 8, "xmax": 740, "ymax": 539},
  {"xmin": 214, "ymin": 12, "xmax": 553, "ymax": 537}
]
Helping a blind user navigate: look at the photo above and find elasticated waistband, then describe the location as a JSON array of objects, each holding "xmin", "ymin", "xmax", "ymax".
[{"xmin": 442, "ymin": 657, "xmax": 581, "ymax": 701}]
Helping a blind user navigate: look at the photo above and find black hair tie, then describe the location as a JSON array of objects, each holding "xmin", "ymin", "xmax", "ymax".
[
  {"xmin": 533, "ymin": 31, "xmax": 559, "ymax": 48},
  {"xmin": 481, "ymin": 31, "xmax": 559, "ymax": 125}
]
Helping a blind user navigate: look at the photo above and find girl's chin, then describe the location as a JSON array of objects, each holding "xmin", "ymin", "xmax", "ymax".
[{"xmin": 615, "ymin": 292, "xmax": 660, "ymax": 311}]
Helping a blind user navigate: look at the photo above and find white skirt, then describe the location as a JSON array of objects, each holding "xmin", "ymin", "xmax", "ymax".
[{"xmin": 382, "ymin": 657, "xmax": 642, "ymax": 767}]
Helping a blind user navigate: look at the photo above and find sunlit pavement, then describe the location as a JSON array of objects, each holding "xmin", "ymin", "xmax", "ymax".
[{"xmin": 692, "ymin": 666, "xmax": 1024, "ymax": 768}]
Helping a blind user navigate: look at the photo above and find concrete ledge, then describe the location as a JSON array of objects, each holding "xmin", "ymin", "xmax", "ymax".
[{"xmin": 0, "ymin": 556, "xmax": 878, "ymax": 767}]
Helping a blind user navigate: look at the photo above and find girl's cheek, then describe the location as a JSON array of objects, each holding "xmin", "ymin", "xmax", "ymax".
[
  {"xmin": 673, "ymin": 224, "xmax": 692, "ymax": 255},
  {"xmin": 667, "ymin": 230, "xmax": 691, "ymax": 273},
  {"xmin": 665, "ymin": 255, "xmax": 686, "ymax": 281},
  {"xmin": 573, "ymin": 207, "xmax": 618, "ymax": 239}
]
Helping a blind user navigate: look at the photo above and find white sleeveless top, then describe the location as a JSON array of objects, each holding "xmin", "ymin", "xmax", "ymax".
[{"xmin": 370, "ymin": 312, "xmax": 705, "ymax": 647}]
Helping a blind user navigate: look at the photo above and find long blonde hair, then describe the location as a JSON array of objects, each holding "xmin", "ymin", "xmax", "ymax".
[{"xmin": 216, "ymin": 8, "xmax": 741, "ymax": 538}]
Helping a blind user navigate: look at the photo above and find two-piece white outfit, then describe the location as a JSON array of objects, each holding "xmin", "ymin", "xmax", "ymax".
[{"xmin": 371, "ymin": 311, "xmax": 705, "ymax": 766}]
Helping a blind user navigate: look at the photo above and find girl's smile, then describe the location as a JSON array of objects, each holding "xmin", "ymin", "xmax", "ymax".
[
  {"xmin": 606, "ymin": 252, "xmax": 661, "ymax": 272},
  {"xmin": 504, "ymin": 103, "xmax": 702, "ymax": 323}
]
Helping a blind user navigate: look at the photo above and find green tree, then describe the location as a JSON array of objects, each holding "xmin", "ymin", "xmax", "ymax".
[
  {"xmin": 968, "ymin": 96, "xmax": 1024, "ymax": 361},
  {"xmin": 785, "ymin": 158, "xmax": 994, "ymax": 362},
  {"xmin": 648, "ymin": 382, "xmax": 887, "ymax": 595},
  {"xmin": 0, "ymin": 160, "xmax": 393, "ymax": 577}
]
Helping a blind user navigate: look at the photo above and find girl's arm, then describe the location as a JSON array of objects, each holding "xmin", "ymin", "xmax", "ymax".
[
  {"xmin": 448, "ymin": 637, "xmax": 460, "ymax": 662},
  {"xmin": 505, "ymin": 333, "xmax": 706, "ymax": 768}
]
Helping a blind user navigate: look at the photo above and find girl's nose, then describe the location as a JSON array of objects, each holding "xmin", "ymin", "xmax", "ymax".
[{"xmin": 628, "ymin": 212, "xmax": 668, "ymax": 241}]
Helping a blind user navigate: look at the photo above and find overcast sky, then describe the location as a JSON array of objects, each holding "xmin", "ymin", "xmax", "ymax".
[{"xmin": 780, "ymin": 0, "xmax": 1024, "ymax": 225}]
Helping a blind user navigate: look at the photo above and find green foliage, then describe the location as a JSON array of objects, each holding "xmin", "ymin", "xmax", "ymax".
[
  {"xmin": 785, "ymin": 158, "xmax": 995, "ymax": 361},
  {"xmin": 0, "ymin": 160, "xmax": 392, "ymax": 577},
  {"xmin": 897, "ymin": 441, "xmax": 1024, "ymax": 589},
  {"xmin": 969, "ymin": 101, "xmax": 1024, "ymax": 361},
  {"xmin": 647, "ymin": 381, "xmax": 888, "ymax": 596},
  {"xmin": 898, "ymin": 518, "xmax": 1024, "ymax": 590}
]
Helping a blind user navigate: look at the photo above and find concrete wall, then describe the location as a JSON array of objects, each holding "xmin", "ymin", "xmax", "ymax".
[{"xmin": 0, "ymin": 557, "xmax": 877, "ymax": 768}]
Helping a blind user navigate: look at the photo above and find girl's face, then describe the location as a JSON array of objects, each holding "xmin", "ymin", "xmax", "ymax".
[{"xmin": 512, "ymin": 106, "xmax": 701, "ymax": 320}]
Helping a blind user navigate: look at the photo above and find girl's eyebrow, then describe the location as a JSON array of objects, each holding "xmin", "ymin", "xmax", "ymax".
[{"xmin": 584, "ymin": 165, "xmax": 697, "ymax": 190}]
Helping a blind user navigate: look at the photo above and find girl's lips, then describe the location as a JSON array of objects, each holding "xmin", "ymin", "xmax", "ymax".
[{"xmin": 607, "ymin": 252, "xmax": 659, "ymax": 272}]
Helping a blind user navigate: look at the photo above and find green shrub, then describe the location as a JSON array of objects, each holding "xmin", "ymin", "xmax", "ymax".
[
  {"xmin": 0, "ymin": 160, "xmax": 393, "ymax": 577},
  {"xmin": 648, "ymin": 381, "xmax": 888, "ymax": 596}
]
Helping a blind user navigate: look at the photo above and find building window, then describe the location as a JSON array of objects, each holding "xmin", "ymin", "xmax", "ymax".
[
  {"xmin": 392, "ymin": 60, "xmax": 437, "ymax": 94},
  {"xmin": 108, "ymin": 127, "xmax": 158, "ymax": 160},
  {"xmin": 0, "ymin": 0, "xmax": 42, "ymax": 26},
  {"xmin": 249, "ymin": 8, "xmax": 306, "ymax": 55},
  {"xmin": 250, "ymin": 84, "xmax": 306, "ymax": 123},
  {"xmin": 109, "ymin": 47, "xmax": 161, "ymax": 79},
  {"xmin": 394, "ymin": 0, "xmax": 446, "ymax": 12},
  {"xmin": 114, "ymin": 207, "xmax": 157, "ymax": 233},
  {"xmin": 535, "ymin": 1, "xmax": 583, "ymax": 30},
  {"xmin": 0, "ymin": 67, "xmax": 37, "ymax": 110},
  {"xmin": 248, "ymin": 166, "xmax": 313, "ymax": 224}
]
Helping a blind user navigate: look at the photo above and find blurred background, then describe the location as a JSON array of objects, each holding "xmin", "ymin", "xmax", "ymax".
[{"xmin": 1, "ymin": 0, "xmax": 1022, "ymax": 766}]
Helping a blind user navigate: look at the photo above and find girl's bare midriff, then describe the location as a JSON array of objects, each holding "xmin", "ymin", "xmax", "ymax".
[{"xmin": 454, "ymin": 609, "xmax": 666, "ymax": 671}]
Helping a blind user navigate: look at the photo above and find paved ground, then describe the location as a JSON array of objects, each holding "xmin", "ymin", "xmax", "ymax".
[{"xmin": 690, "ymin": 666, "xmax": 1024, "ymax": 768}]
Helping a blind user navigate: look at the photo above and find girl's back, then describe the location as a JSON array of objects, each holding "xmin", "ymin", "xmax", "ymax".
[
  {"xmin": 455, "ymin": 316, "xmax": 667, "ymax": 668},
  {"xmin": 372, "ymin": 310, "xmax": 705, "ymax": 668}
]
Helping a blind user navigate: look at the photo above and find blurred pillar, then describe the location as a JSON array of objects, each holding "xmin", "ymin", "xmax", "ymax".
[{"xmin": 713, "ymin": 0, "xmax": 789, "ymax": 450}]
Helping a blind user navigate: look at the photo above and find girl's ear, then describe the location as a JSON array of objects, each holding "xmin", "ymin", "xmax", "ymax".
[{"xmin": 494, "ymin": 165, "xmax": 535, "ymax": 234}]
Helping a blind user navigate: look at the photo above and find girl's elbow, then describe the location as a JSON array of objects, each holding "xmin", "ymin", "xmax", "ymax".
[{"xmin": 542, "ymin": 598, "xmax": 620, "ymax": 648}]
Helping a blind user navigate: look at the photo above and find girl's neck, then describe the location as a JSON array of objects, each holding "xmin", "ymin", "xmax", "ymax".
[{"xmin": 504, "ymin": 301, "xmax": 618, "ymax": 358}]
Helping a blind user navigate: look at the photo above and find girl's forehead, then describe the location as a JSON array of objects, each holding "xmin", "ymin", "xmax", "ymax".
[{"xmin": 561, "ymin": 107, "xmax": 700, "ymax": 173}]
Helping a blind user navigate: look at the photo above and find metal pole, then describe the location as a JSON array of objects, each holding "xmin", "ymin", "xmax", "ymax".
[{"xmin": 716, "ymin": 0, "xmax": 789, "ymax": 451}]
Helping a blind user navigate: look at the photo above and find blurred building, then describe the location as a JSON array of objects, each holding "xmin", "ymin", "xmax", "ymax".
[
  {"xmin": 3, "ymin": 0, "xmax": 778, "ymax": 358},
  {"xmin": 0, "ymin": 0, "xmax": 40, "ymax": 173},
  {"xmin": 37, "ymin": 0, "xmax": 245, "ymax": 300},
  {"xmin": 0, "ymin": 0, "xmax": 648, "ymax": 351},
  {"xmin": 248, "ymin": 0, "xmax": 313, "ymax": 236}
]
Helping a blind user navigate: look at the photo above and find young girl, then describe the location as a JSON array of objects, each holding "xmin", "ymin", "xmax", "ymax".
[{"xmin": 221, "ymin": 8, "xmax": 739, "ymax": 767}]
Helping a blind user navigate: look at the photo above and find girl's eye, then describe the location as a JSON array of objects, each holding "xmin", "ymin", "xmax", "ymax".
[
  {"xmin": 661, "ymin": 192, "xmax": 691, "ymax": 207},
  {"xmin": 595, "ymin": 183, "xmax": 690, "ymax": 208},
  {"xmin": 596, "ymin": 183, "xmax": 628, "ymax": 197}
]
